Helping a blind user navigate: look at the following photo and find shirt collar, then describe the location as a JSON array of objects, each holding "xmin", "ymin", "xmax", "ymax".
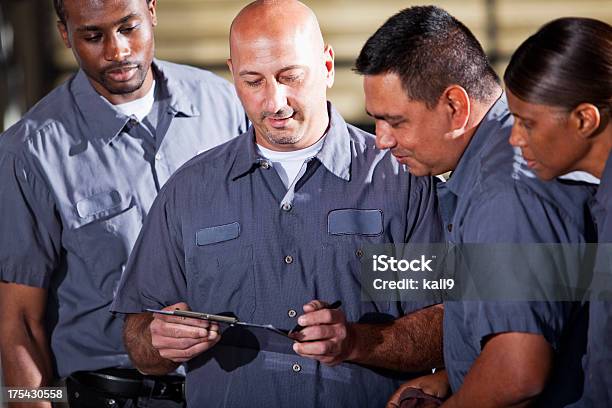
[
  {"xmin": 230, "ymin": 102, "xmax": 352, "ymax": 181},
  {"xmin": 445, "ymin": 93, "xmax": 510, "ymax": 197},
  {"xmin": 70, "ymin": 59, "xmax": 199, "ymax": 146},
  {"xmin": 152, "ymin": 59, "xmax": 200, "ymax": 118},
  {"xmin": 314, "ymin": 103, "xmax": 351, "ymax": 181}
]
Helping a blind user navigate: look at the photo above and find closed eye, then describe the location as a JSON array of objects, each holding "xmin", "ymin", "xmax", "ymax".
[
  {"xmin": 245, "ymin": 79, "xmax": 263, "ymax": 88},
  {"xmin": 119, "ymin": 25, "xmax": 138, "ymax": 34},
  {"xmin": 84, "ymin": 34, "xmax": 102, "ymax": 42}
]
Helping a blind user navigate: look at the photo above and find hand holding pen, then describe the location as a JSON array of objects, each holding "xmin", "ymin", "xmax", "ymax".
[{"xmin": 290, "ymin": 299, "xmax": 354, "ymax": 366}]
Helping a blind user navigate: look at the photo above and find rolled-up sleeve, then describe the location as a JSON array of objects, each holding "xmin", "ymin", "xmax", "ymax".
[{"xmin": 0, "ymin": 151, "xmax": 61, "ymax": 287}]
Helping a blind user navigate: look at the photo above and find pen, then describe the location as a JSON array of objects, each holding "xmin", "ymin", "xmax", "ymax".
[{"xmin": 288, "ymin": 300, "xmax": 342, "ymax": 335}]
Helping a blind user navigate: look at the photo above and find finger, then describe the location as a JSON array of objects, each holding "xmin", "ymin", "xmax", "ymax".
[
  {"xmin": 295, "ymin": 353, "xmax": 341, "ymax": 366},
  {"xmin": 298, "ymin": 308, "xmax": 343, "ymax": 327},
  {"xmin": 158, "ymin": 336, "xmax": 221, "ymax": 362},
  {"xmin": 153, "ymin": 325, "xmax": 220, "ymax": 349},
  {"xmin": 293, "ymin": 324, "xmax": 343, "ymax": 343},
  {"xmin": 155, "ymin": 302, "xmax": 215, "ymax": 327},
  {"xmin": 293, "ymin": 339, "xmax": 339, "ymax": 356},
  {"xmin": 302, "ymin": 299, "xmax": 327, "ymax": 312},
  {"xmin": 387, "ymin": 385, "xmax": 418, "ymax": 408},
  {"xmin": 152, "ymin": 334, "xmax": 210, "ymax": 350},
  {"xmin": 151, "ymin": 319, "xmax": 211, "ymax": 339}
]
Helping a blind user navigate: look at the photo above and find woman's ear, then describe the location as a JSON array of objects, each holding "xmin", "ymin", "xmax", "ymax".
[{"xmin": 570, "ymin": 103, "xmax": 601, "ymax": 140}]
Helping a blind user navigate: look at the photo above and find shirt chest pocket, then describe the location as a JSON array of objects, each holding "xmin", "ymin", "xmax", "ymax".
[
  {"xmin": 68, "ymin": 189, "xmax": 142, "ymax": 296},
  {"xmin": 187, "ymin": 222, "xmax": 256, "ymax": 321},
  {"xmin": 321, "ymin": 209, "xmax": 392, "ymax": 316}
]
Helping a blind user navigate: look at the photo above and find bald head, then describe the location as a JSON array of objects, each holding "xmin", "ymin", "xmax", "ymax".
[
  {"xmin": 227, "ymin": 0, "xmax": 334, "ymax": 152},
  {"xmin": 230, "ymin": 0, "xmax": 324, "ymax": 59}
]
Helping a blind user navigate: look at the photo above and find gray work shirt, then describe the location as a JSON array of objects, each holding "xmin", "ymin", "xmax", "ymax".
[
  {"xmin": 111, "ymin": 104, "xmax": 443, "ymax": 407},
  {"xmin": 438, "ymin": 96, "xmax": 597, "ymax": 406},
  {"xmin": 0, "ymin": 59, "xmax": 248, "ymax": 377},
  {"xmin": 580, "ymin": 151, "xmax": 612, "ymax": 407}
]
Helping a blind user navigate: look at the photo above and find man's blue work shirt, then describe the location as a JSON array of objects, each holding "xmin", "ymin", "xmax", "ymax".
[
  {"xmin": 0, "ymin": 60, "xmax": 248, "ymax": 377},
  {"xmin": 438, "ymin": 96, "xmax": 597, "ymax": 406},
  {"xmin": 111, "ymin": 105, "xmax": 443, "ymax": 408},
  {"xmin": 580, "ymin": 151, "xmax": 612, "ymax": 407}
]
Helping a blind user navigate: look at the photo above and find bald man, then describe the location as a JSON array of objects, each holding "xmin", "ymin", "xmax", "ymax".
[{"xmin": 112, "ymin": 1, "xmax": 444, "ymax": 406}]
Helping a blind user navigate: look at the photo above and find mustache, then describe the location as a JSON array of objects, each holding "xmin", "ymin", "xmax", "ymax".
[
  {"xmin": 261, "ymin": 107, "xmax": 295, "ymax": 120},
  {"xmin": 391, "ymin": 149, "xmax": 412, "ymax": 158},
  {"xmin": 102, "ymin": 61, "xmax": 140, "ymax": 74}
]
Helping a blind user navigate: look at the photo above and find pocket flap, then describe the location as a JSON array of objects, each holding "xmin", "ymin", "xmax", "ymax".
[
  {"xmin": 328, "ymin": 209, "xmax": 383, "ymax": 236},
  {"xmin": 196, "ymin": 222, "xmax": 241, "ymax": 246},
  {"xmin": 76, "ymin": 190, "xmax": 128, "ymax": 220}
]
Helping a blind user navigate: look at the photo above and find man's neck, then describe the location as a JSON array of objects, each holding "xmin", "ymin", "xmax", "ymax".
[
  {"xmin": 448, "ymin": 87, "xmax": 504, "ymax": 173},
  {"xmin": 92, "ymin": 65, "xmax": 155, "ymax": 105}
]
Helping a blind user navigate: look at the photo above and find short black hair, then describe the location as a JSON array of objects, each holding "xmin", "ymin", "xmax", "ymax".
[
  {"xmin": 504, "ymin": 17, "xmax": 612, "ymax": 113},
  {"xmin": 53, "ymin": 0, "xmax": 153, "ymax": 25},
  {"xmin": 355, "ymin": 5, "xmax": 500, "ymax": 108}
]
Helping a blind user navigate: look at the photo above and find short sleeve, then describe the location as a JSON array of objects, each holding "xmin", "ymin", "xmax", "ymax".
[
  {"xmin": 0, "ymin": 151, "xmax": 61, "ymax": 287},
  {"xmin": 458, "ymin": 187, "xmax": 586, "ymax": 350},
  {"xmin": 110, "ymin": 184, "xmax": 187, "ymax": 313}
]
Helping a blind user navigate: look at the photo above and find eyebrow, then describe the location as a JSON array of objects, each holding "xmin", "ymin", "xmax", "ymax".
[
  {"xmin": 238, "ymin": 65, "xmax": 306, "ymax": 77},
  {"xmin": 76, "ymin": 13, "xmax": 139, "ymax": 32},
  {"xmin": 365, "ymin": 110, "xmax": 404, "ymax": 122},
  {"xmin": 510, "ymin": 112, "xmax": 531, "ymax": 121}
]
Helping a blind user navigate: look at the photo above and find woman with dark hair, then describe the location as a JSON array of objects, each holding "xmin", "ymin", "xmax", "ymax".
[{"xmin": 505, "ymin": 17, "xmax": 612, "ymax": 407}]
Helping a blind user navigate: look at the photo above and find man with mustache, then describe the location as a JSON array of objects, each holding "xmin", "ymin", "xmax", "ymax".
[
  {"xmin": 356, "ymin": 6, "xmax": 597, "ymax": 407},
  {"xmin": 0, "ymin": 0, "xmax": 247, "ymax": 407},
  {"xmin": 110, "ymin": 1, "xmax": 444, "ymax": 406}
]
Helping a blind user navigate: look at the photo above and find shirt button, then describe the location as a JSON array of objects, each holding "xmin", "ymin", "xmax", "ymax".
[
  {"xmin": 447, "ymin": 224, "xmax": 453, "ymax": 232},
  {"xmin": 155, "ymin": 153, "xmax": 162, "ymax": 161},
  {"xmin": 288, "ymin": 309, "xmax": 297, "ymax": 318},
  {"xmin": 128, "ymin": 118, "xmax": 138, "ymax": 127},
  {"xmin": 292, "ymin": 363, "xmax": 302, "ymax": 373},
  {"xmin": 260, "ymin": 161, "xmax": 271, "ymax": 169},
  {"xmin": 282, "ymin": 203, "xmax": 292, "ymax": 212},
  {"xmin": 284, "ymin": 255, "xmax": 294, "ymax": 264},
  {"xmin": 355, "ymin": 248, "xmax": 364, "ymax": 258}
]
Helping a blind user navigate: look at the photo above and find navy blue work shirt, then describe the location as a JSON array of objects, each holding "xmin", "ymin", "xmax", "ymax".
[
  {"xmin": 580, "ymin": 151, "xmax": 612, "ymax": 407},
  {"xmin": 0, "ymin": 59, "xmax": 248, "ymax": 377},
  {"xmin": 111, "ymin": 104, "xmax": 444, "ymax": 408},
  {"xmin": 439, "ymin": 95, "xmax": 597, "ymax": 406}
]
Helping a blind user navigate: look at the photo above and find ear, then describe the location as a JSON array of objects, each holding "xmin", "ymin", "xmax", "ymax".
[
  {"xmin": 323, "ymin": 44, "xmax": 335, "ymax": 88},
  {"xmin": 570, "ymin": 103, "xmax": 601, "ymax": 139},
  {"xmin": 441, "ymin": 85, "xmax": 470, "ymax": 139},
  {"xmin": 227, "ymin": 58, "xmax": 234, "ymax": 77},
  {"xmin": 57, "ymin": 21, "xmax": 71, "ymax": 49},
  {"xmin": 148, "ymin": 0, "xmax": 158, "ymax": 26}
]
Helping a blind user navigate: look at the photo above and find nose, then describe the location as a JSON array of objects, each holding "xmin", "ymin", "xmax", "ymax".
[
  {"xmin": 509, "ymin": 123, "xmax": 526, "ymax": 148},
  {"xmin": 375, "ymin": 122, "xmax": 397, "ymax": 150},
  {"xmin": 104, "ymin": 33, "xmax": 130, "ymax": 62},
  {"xmin": 264, "ymin": 80, "xmax": 287, "ymax": 114}
]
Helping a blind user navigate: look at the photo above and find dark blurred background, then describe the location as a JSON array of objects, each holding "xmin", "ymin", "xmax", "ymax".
[{"xmin": 1, "ymin": 0, "xmax": 611, "ymax": 133}]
